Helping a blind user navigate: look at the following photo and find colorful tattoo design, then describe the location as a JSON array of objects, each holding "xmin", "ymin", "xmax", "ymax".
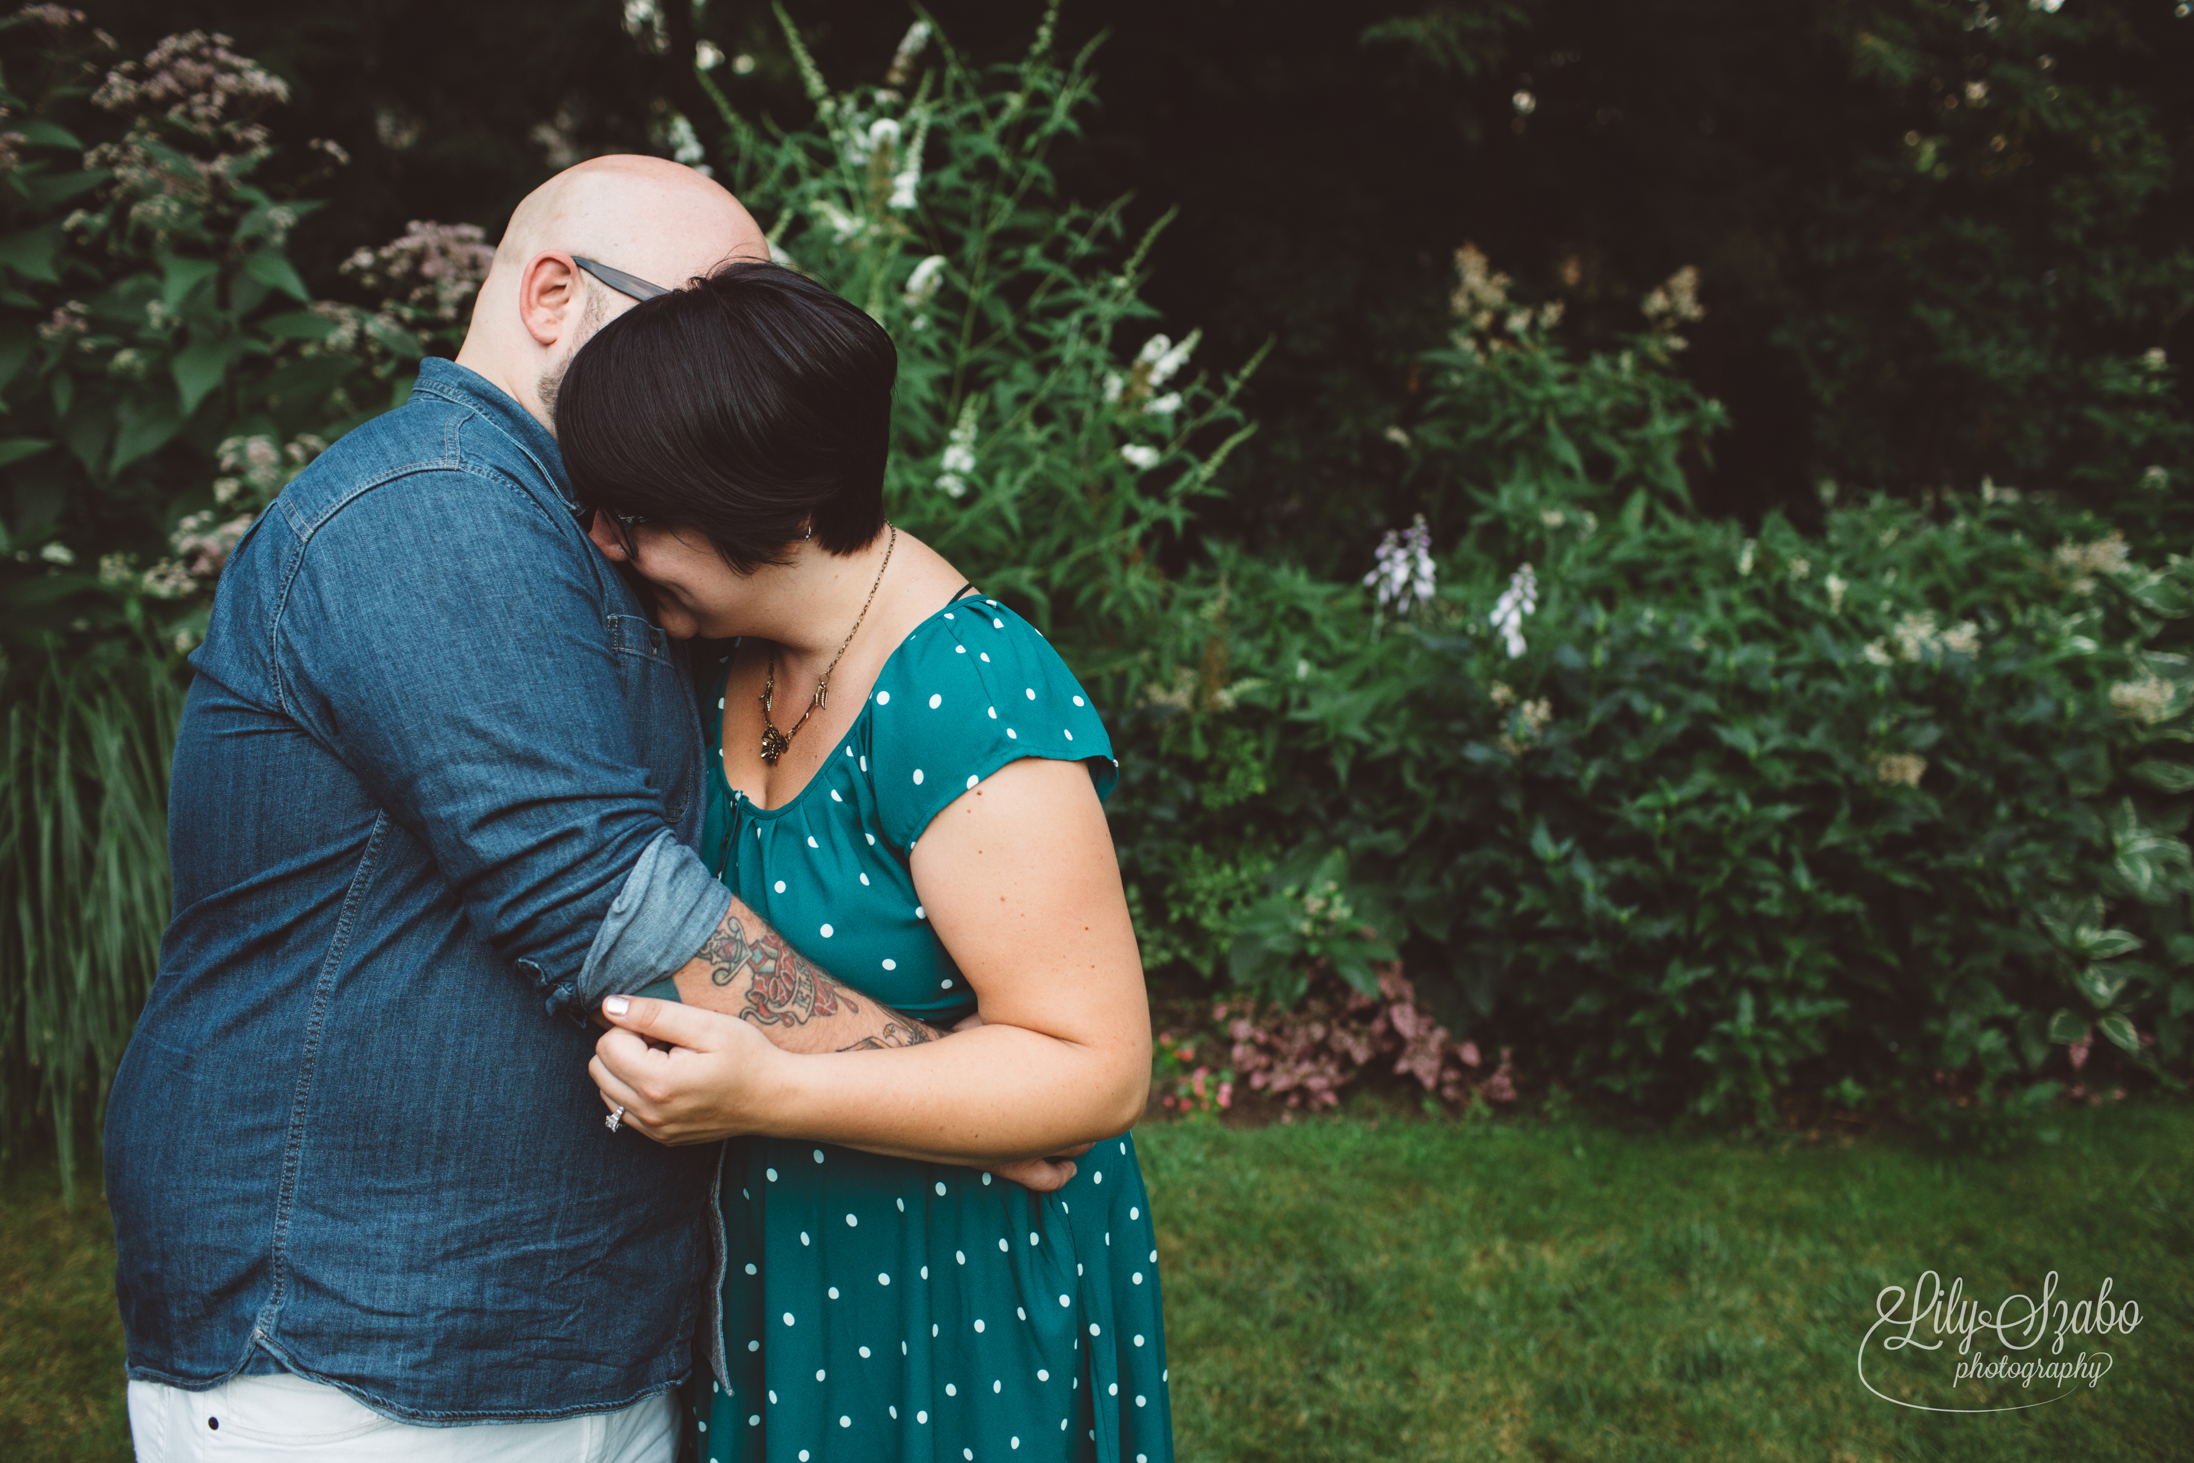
[
  {"xmin": 703, "ymin": 906, "xmax": 937, "ymax": 1046},
  {"xmin": 701, "ymin": 911, "xmax": 852, "ymax": 1027}
]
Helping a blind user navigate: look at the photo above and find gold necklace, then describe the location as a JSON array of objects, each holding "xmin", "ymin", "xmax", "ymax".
[{"xmin": 758, "ymin": 524, "xmax": 896, "ymax": 766}]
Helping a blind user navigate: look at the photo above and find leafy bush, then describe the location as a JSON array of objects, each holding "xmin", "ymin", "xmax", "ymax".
[
  {"xmin": 0, "ymin": 13, "xmax": 480, "ymax": 1168},
  {"xmin": 0, "ymin": 13, "xmax": 479, "ymax": 660},
  {"xmin": 4, "ymin": 8, "xmax": 2186, "ymax": 1163},
  {"xmin": 1111, "ymin": 260, "xmax": 2194, "ymax": 1126}
]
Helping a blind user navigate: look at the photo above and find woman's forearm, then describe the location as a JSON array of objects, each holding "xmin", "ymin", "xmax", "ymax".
[
  {"xmin": 753, "ymin": 1021, "xmax": 1148, "ymax": 1164},
  {"xmin": 668, "ymin": 894, "xmax": 945, "ymax": 1052}
]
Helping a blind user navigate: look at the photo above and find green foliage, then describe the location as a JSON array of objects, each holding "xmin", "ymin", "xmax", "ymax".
[
  {"xmin": 0, "ymin": 16, "xmax": 470, "ymax": 660},
  {"xmin": 1794, "ymin": 0, "xmax": 2194, "ymax": 519},
  {"xmin": 0, "ymin": 17, "xmax": 479, "ymax": 1164},
  {"xmin": 0, "ymin": 647, "xmax": 179, "ymax": 1197},
  {"xmin": 700, "ymin": 4, "xmax": 1260, "ymax": 646},
  {"xmin": 1226, "ymin": 846, "xmax": 1399, "ymax": 1005},
  {"xmin": 1114, "ymin": 263, "xmax": 2194, "ymax": 1126},
  {"xmin": 3, "ymin": 9, "xmax": 2186, "ymax": 1160}
]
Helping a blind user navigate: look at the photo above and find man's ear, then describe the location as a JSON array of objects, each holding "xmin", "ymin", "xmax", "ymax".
[{"xmin": 517, "ymin": 251, "xmax": 582, "ymax": 348}]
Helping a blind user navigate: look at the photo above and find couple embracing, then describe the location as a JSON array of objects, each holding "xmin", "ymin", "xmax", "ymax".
[{"xmin": 105, "ymin": 155, "xmax": 1172, "ymax": 1463}]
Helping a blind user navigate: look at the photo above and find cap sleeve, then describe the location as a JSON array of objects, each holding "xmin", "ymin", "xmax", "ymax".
[{"xmin": 868, "ymin": 599, "xmax": 1117, "ymax": 852}]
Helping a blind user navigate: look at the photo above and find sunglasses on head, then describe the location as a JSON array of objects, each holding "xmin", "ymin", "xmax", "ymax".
[{"xmin": 571, "ymin": 256, "xmax": 669, "ymax": 302}]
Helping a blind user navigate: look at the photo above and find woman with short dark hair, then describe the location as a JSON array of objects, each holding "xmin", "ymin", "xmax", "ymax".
[{"xmin": 559, "ymin": 261, "xmax": 1173, "ymax": 1463}]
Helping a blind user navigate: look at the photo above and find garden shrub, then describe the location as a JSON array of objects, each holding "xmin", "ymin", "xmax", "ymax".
[
  {"xmin": 1111, "ymin": 257, "xmax": 2194, "ymax": 1127},
  {"xmin": 3, "ymin": 7, "xmax": 2187, "ymax": 1162},
  {"xmin": 0, "ymin": 14, "xmax": 484, "ymax": 659},
  {"xmin": 0, "ymin": 12, "xmax": 479, "ymax": 1168}
]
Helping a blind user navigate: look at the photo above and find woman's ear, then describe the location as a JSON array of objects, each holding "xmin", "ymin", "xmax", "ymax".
[{"xmin": 586, "ymin": 511, "xmax": 631, "ymax": 561}]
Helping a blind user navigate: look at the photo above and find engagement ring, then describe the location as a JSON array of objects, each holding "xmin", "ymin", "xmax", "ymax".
[{"xmin": 605, "ymin": 1105, "xmax": 626, "ymax": 1134}]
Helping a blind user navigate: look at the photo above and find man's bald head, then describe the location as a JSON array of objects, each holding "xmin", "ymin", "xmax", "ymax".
[{"xmin": 454, "ymin": 155, "xmax": 768, "ymax": 432}]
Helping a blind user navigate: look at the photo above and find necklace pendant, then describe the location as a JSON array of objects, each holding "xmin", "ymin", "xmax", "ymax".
[{"xmin": 759, "ymin": 725, "xmax": 790, "ymax": 765}]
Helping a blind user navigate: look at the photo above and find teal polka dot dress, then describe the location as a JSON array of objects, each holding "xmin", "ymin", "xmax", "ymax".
[{"xmin": 690, "ymin": 596, "xmax": 1174, "ymax": 1463}]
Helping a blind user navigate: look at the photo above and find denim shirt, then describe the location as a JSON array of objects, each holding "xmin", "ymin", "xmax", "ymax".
[{"xmin": 104, "ymin": 359, "xmax": 735, "ymax": 1424}]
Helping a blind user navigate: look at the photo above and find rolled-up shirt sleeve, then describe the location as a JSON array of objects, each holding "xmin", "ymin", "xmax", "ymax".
[
  {"xmin": 272, "ymin": 466, "xmax": 727, "ymax": 1018},
  {"xmin": 580, "ymin": 829, "xmax": 724, "ymax": 1006}
]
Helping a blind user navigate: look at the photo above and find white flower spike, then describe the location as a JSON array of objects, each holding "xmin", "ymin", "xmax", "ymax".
[
  {"xmin": 1364, "ymin": 514, "xmax": 1438, "ymax": 614},
  {"xmin": 935, "ymin": 400, "xmax": 979, "ymax": 499},
  {"xmin": 1490, "ymin": 563, "xmax": 1538, "ymax": 658}
]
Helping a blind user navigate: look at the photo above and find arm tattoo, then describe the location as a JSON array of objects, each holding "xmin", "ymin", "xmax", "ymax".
[
  {"xmin": 838, "ymin": 1019, "xmax": 942, "ymax": 1052},
  {"xmin": 702, "ymin": 907, "xmax": 940, "ymax": 1047},
  {"xmin": 702, "ymin": 911, "xmax": 854, "ymax": 1027}
]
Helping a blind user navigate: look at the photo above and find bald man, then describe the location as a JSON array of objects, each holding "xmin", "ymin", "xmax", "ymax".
[{"xmin": 103, "ymin": 158, "xmax": 934, "ymax": 1462}]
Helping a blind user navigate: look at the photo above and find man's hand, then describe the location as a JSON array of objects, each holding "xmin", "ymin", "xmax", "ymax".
[{"xmin": 989, "ymin": 1146, "xmax": 1091, "ymax": 1193}]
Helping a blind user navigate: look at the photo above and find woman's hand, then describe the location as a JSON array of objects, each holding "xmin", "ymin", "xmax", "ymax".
[
  {"xmin": 591, "ymin": 996, "xmax": 789, "ymax": 1146},
  {"xmin": 593, "ymin": 997, "xmax": 1093, "ymax": 1193}
]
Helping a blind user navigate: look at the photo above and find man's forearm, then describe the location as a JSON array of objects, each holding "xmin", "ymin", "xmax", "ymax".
[{"xmin": 669, "ymin": 895, "xmax": 941, "ymax": 1053}]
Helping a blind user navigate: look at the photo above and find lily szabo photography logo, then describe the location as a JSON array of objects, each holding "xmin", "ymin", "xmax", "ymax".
[{"xmin": 1858, "ymin": 1270, "xmax": 2141, "ymax": 1413}]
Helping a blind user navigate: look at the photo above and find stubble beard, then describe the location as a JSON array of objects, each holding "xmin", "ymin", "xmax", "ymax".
[{"xmin": 536, "ymin": 287, "xmax": 612, "ymax": 425}]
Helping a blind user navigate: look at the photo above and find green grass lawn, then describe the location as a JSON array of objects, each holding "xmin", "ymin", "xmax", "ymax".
[
  {"xmin": 5, "ymin": 1103, "xmax": 2189, "ymax": 1462},
  {"xmin": 0, "ymin": 1152, "xmax": 130, "ymax": 1460},
  {"xmin": 1144, "ymin": 1101, "xmax": 2194, "ymax": 1462}
]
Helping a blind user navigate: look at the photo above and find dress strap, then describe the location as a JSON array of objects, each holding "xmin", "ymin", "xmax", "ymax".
[{"xmin": 945, "ymin": 582, "xmax": 980, "ymax": 608}]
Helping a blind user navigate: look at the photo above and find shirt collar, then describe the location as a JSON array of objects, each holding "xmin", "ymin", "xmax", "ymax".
[{"xmin": 407, "ymin": 357, "xmax": 584, "ymax": 518}]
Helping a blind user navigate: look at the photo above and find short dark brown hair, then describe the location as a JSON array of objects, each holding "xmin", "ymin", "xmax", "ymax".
[{"xmin": 557, "ymin": 260, "xmax": 895, "ymax": 572}]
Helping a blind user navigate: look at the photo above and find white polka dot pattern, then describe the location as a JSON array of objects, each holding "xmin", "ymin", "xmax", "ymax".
[{"xmin": 695, "ymin": 598, "xmax": 1159, "ymax": 1461}]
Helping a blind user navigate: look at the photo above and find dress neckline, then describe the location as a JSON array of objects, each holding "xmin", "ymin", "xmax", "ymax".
[{"xmin": 708, "ymin": 590, "xmax": 989, "ymax": 823}]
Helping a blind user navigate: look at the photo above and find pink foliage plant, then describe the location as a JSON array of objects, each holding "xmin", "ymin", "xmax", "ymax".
[{"xmin": 1218, "ymin": 963, "xmax": 1516, "ymax": 1111}]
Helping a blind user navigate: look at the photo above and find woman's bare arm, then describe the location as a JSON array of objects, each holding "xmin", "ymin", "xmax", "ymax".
[{"xmin": 589, "ymin": 756, "xmax": 1151, "ymax": 1163}]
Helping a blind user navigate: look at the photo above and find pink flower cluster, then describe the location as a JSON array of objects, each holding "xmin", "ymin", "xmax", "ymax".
[
  {"xmin": 16, "ymin": 5, "xmax": 88, "ymax": 32},
  {"xmin": 1222, "ymin": 964, "xmax": 1517, "ymax": 1110},
  {"xmin": 342, "ymin": 221, "xmax": 498, "ymax": 323},
  {"xmin": 1151, "ymin": 1032, "xmax": 1232, "ymax": 1115},
  {"xmin": 85, "ymin": 32, "xmax": 290, "ymax": 228},
  {"xmin": 2059, "ymin": 1030, "xmax": 2131, "ymax": 1107},
  {"xmin": 91, "ymin": 31, "xmax": 288, "ymax": 143}
]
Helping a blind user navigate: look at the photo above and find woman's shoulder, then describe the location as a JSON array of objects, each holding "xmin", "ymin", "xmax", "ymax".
[
  {"xmin": 865, "ymin": 597, "xmax": 1115, "ymax": 848},
  {"xmin": 881, "ymin": 597, "xmax": 1071, "ymax": 686},
  {"xmin": 875, "ymin": 599, "xmax": 1102, "ymax": 732}
]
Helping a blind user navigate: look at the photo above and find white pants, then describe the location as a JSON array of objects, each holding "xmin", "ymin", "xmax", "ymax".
[{"xmin": 126, "ymin": 1372, "xmax": 678, "ymax": 1463}]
